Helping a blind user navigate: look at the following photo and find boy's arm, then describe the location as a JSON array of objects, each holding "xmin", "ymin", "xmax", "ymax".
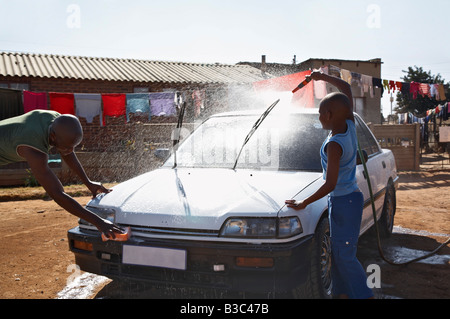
[
  {"xmin": 308, "ymin": 70, "xmax": 355, "ymax": 121},
  {"xmin": 285, "ymin": 142, "xmax": 342, "ymax": 210}
]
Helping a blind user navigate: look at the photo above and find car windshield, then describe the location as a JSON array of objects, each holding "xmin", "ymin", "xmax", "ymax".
[{"xmin": 164, "ymin": 113, "xmax": 329, "ymax": 171}]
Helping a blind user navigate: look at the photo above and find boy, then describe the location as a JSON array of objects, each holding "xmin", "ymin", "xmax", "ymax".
[
  {"xmin": 285, "ymin": 70, "xmax": 374, "ymax": 299},
  {"xmin": 0, "ymin": 110, "xmax": 124, "ymax": 239}
]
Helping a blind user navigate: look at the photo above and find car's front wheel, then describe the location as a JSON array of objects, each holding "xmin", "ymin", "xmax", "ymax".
[
  {"xmin": 379, "ymin": 183, "xmax": 396, "ymax": 238},
  {"xmin": 292, "ymin": 217, "xmax": 332, "ymax": 299}
]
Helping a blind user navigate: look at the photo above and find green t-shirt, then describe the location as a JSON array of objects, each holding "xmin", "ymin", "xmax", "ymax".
[{"xmin": 0, "ymin": 110, "xmax": 60, "ymax": 165}]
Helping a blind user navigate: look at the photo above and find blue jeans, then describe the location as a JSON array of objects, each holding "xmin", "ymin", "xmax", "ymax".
[{"xmin": 328, "ymin": 191, "xmax": 374, "ymax": 299}]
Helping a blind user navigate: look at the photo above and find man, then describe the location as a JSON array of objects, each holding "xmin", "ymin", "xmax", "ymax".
[{"xmin": 0, "ymin": 109, "xmax": 124, "ymax": 239}]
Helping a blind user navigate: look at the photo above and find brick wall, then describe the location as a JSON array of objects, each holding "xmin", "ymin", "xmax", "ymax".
[{"xmin": 0, "ymin": 75, "xmax": 221, "ymax": 184}]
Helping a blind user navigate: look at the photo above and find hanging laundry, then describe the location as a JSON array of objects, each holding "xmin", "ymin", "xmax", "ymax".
[
  {"xmin": 401, "ymin": 82, "xmax": 410, "ymax": 97},
  {"xmin": 419, "ymin": 83, "xmax": 431, "ymax": 98},
  {"xmin": 395, "ymin": 82, "xmax": 403, "ymax": 91},
  {"xmin": 351, "ymin": 72, "xmax": 362, "ymax": 95},
  {"xmin": 443, "ymin": 102, "xmax": 449, "ymax": 121},
  {"xmin": 430, "ymin": 83, "xmax": 438, "ymax": 99},
  {"xmin": 409, "ymin": 82, "xmax": 420, "ymax": 99},
  {"xmin": 361, "ymin": 74, "xmax": 373, "ymax": 97},
  {"xmin": 23, "ymin": 91, "xmax": 47, "ymax": 113},
  {"xmin": 149, "ymin": 92, "xmax": 177, "ymax": 116},
  {"xmin": 372, "ymin": 78, "xmax": 384, "ymax": 97},
  {"xmin": 389, "ymin": 80, "xmax": 396, "ymax": 93},
  {"xmin": 74, "ymin": 93, "xmax": 102, "ymax": 125},
  {"xmin": 192, "ymin": 90, "xmax": 206, "ymax": 117},
  {"xmin": 49, "ymin": 92, "xmax": 75, "ymax": 115},
  {"xmin": 0, "ymin": 88, "xmax": 24, "ymax": 120},
  {"xmin": 340, "ymin": 69, "xmax": 352, "ymax": 84},
  {"xmin": 382, "ymin": 79, "xmax": 390, "ymax": 93},
  {"xmin": 437, "ymin": 84, "xmax": 446, "ymax": 101},
  {"xmin": 101, "ymin": 93, "xmax": 126, "ymax": 124},
  {"xmin": 126, "ymin": 93, "xmax": 151, "ymax": 122}
]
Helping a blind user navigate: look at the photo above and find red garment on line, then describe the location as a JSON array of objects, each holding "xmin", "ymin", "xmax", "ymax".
[
  {"xmin": 23, "ymin": 90, "xmax": 48, "ymax": 113},
  {"xmin": 101, "ymin": 94, "xmax": 126, "ymax": 124},
  {"xmin": 409, "ymin": 82, "xmax": 420, "ymax": 99},
  {"xmin": 49, "ymin": 92, "xmax": 75, "ymax": 115},
  {"xmin": 419, "ymin": 83, "xmax": 431, "ymax": 98}
]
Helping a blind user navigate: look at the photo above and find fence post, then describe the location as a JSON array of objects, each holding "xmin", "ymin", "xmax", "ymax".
[{"xmin": 414, "ymin": 123, "xmax": 420, "ymax": 171}]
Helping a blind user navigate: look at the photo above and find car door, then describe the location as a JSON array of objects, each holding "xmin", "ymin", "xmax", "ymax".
[{"xmin": 354, "ymin": 115, "xmax": 385, "ymax": 234}]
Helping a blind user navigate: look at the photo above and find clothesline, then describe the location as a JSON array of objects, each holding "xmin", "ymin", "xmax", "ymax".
[
  {"xmin": 20, "ymin": 90, "xmax": 208, "ymax": 126},
  {"xmin": 328, "ymin": 65, "xmax": 448, "ymax": 101},
  {"xmin": 397, "ymin": 102, "xmax": 449, "ymax": 124}
]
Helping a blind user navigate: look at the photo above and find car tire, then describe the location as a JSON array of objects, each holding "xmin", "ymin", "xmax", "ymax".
[
  {"xmin": 292, "ymin": 217, "xmax": 332, "ymax": 299},
  {"xmin": 379, "ymin": 184, "xmax": 396, "ymax": 238}
]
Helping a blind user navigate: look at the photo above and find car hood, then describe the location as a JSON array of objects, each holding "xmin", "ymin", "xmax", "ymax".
[{"xmin": 88, "ymin": 168, "xmax": 321, "ymax": 230}]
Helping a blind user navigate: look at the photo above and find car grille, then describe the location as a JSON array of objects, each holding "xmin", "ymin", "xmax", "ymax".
[
  {"xmin": 79, "ymin": 220, "xmax": 219, "ymax": 238},
  {"xmin": 124, "ymin": 225, "xmax": 220, "ymax": 238}
]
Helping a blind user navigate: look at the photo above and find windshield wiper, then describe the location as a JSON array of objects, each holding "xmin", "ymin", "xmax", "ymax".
[
  {"xmin": 172, "ymin": 101, "xmax": 186, "ymax": 169},
  {"xmin": 232, "ymin": 99, "xmax": 280, "ymax": 170}
]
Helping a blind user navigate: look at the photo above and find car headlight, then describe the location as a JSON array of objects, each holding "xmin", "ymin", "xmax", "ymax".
[
  {"xmin": 278, "ymin": 216, "xmax": 303, "ymax": 238},
  {"xmin": 220, "ymin": 217, "xmax": 302, "ymax": 239},
  {"xmin": 80, "ymin": 206, "xmax": 116, "ymax": 225}
]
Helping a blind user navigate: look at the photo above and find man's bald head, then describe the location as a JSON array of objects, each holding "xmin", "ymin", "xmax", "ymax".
[{"xmin": 49, "ymin": 114, "xmax": 83, "ymax": 155}]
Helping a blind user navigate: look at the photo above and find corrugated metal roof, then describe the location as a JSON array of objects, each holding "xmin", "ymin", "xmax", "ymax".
[{"xmin": 0, "ymin": 52, "xmax": 267, "ymax": 84}]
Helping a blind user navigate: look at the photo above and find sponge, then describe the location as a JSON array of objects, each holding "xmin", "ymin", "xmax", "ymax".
[{"xmin": 101, "ymin": 227, "xmax": 131, "ymax": 242}]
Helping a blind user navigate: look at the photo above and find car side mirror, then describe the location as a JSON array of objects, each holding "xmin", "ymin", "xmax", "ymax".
[
  {"xmin": 357, "ymin": 149, "xmax": 368, "ymax": 165},
  {"xmin": 154, "ymin": 148, "xmax": 171, "ymax": 161}
]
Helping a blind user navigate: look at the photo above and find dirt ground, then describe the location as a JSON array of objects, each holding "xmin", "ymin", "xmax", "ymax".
[{"xmin": 0, "ymin": 171, "xmax": 448, "ymax": 299}]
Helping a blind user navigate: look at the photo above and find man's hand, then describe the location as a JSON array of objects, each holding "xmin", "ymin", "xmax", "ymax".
[
  {"xmin": 95, "ymin": 219, "xmax": 125, "ymax": 240},
  {"xmin": 87, "ymin": 181, "xmax": 112, "ymax": 198},
  {"xmin": 285, "ymin": 199, "xmax": 307, "ymax": 211}
]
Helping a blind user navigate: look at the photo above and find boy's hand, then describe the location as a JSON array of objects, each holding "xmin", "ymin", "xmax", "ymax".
[
  {"xmin": 306, "ymin": 69, "xmax": 324, "ymax": 81},
  {"xmin": 285, "ymin": 199, "xmax": 307, "ymax": 210}
]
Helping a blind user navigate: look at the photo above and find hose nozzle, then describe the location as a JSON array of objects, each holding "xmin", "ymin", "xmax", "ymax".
[{"xmin": 292, "ymin": 77, "xmax": 312, "ymax": 93}]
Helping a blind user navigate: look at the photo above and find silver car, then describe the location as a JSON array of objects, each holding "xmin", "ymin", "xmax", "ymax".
[{"xmin": 68, "ymin": 108, "xmax": 399, "ymax": 298}]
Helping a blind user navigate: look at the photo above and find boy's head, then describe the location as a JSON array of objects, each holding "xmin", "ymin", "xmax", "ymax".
[{"xmin": 318, "ymin": 92, "xmax": 352, "ymax": 130}]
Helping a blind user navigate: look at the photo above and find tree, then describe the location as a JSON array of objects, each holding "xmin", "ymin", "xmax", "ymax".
[{"xmin": 395, "ymin": 66, "xmax": 449, "ymax": 117}]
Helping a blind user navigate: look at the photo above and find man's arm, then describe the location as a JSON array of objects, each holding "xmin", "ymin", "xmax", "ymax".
[
  {"xmin": 61, "ymin": 152, "xmax": 111, "ymax": 198},
  {"xmin": 17, "ymin": 146, "xmax": 123, "ymax": 238}
]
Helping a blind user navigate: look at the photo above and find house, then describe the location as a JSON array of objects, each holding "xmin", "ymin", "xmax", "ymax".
[{"xmin": 0, "ymin": 52, "xmax": 269, "ymax": 184}]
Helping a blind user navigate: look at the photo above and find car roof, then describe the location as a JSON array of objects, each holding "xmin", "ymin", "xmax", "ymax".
[{"xmin": 210, "ymin": 107, "xmax": 320, "ymax": 118}]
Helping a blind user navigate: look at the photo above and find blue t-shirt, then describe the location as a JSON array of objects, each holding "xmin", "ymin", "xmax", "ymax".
[{"xmin": 320, "ymin": 119, "xmax": 359, "ymax": 197}]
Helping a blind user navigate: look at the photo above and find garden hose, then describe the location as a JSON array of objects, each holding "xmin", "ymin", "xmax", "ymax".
[{"xmin": 356, "ymin": 138, "xmax": 450, "ymax": 266}]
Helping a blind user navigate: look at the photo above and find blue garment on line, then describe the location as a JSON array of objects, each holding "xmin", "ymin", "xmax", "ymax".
[{"xmin": 126, "ymin": 93, "xmax": 151, "ymax": 121}]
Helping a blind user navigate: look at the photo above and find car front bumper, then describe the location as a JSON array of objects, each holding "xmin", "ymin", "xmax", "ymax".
[{"xmin": 67, "ymin": 226, "xmax": 314, "ymax": 293}]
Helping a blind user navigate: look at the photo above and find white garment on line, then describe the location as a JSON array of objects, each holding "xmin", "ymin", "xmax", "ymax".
[{"xmin": 74, "ymin": 93, "xmax": 102, "ymax": 124}]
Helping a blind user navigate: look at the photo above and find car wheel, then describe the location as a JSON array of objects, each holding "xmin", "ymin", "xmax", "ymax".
[
  {"xmin": 292, "ymin": 217, "xmax": 332, "ymax": 299},
  {"xmin": 379, "ymin": 184, "xmax": 396, "ymax": 238}
]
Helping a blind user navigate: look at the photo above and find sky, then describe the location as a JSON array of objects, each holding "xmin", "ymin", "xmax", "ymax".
[{"xmin": 1, "ymin": 0, "xmax": 450, "ymax": 116}]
